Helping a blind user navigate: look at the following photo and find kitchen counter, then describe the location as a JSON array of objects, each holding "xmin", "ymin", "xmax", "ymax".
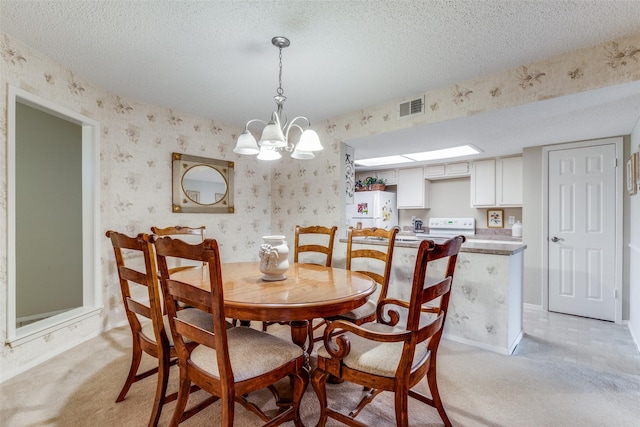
[
  {"xmin": 338, "ymin": 233, "xmax": 526, "ymax": 355},
  {"xmin": 341, "ymin": 235, "xmax": 527, "ymax": 256}
]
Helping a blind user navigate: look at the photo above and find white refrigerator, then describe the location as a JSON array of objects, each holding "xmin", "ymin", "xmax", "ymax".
[{"xmin": 347, "ymin": 190, "xmax": 398, "ymax": 230}]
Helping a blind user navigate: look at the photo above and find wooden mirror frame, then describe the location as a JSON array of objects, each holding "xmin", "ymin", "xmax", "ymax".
[{"xmin": 172, "ymin": 152, "xmax": 234, "ymax": 213}]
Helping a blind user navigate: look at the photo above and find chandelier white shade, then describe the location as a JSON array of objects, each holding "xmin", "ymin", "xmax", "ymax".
[{"xmin": 233, "ymin": 36, "xmax": 323, "ymax": 160}]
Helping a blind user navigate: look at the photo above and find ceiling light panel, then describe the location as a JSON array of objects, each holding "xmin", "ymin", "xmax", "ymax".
[
  {"xmin": 404, "ymin": 145, "xmax": 480, "ymax": 161},
  {"xmin": 355, "ymin": 155, "xmax": 414, "ymax": 167}
]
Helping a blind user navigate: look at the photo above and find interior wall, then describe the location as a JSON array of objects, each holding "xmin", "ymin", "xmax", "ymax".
[
  {"xmin": 0, "ymin": 33, "xmax": 271, "ymax": 381},
  {"xmin": 522, "ymin": 146, "xmax": 543, "ymax": 306},
  {"xmin": 628, "ymin": 119, "xmax": 640, "ymax": 347},
  {"xmin": 15, "ymin": 103, "xmax": 83, "ymax": 320}
]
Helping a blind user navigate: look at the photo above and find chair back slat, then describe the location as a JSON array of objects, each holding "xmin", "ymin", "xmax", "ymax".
[
  {"xmin": 119, "ymin": 266, "xmax": 149, "ymax": 286},
  {"xmin": 419, "ymin": 277, "xmax": 452, "ymax": 305},
  {"xmin": 166, "ymin": 277, "xmax": 212, "ymax": 312},
  {"xmin": 126, "ymin": 298, "xmax": 152, "ymax": 319},
  {"xmin": 356, "ymin": 270, "xmax": 385, "ymax": 288},
  {"xmin": 151, "ymin": 225, "xmax": 206, "ymax": 239},
  {"xmin": 414, "ymin": 312, "xmax": 445, "ymax": 343},
  {"xmin": 173, "ymin": 318, "xmax": 217, "ymax": 349}
]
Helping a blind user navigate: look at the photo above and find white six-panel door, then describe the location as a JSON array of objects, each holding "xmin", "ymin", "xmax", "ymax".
[{"xmin": 548, "ymin": 143, "xmax": 616, "ymax": 321}]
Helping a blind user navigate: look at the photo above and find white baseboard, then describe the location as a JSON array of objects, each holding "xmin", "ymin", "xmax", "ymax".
[
  {"xmin": 509, "ymin": 329, "xmax": 524, "ymax": 354},
  {"xmin": 1, "ymin": 317, "xmax": 128, "ymax": 384},
  {"xmin": 442, "ymin": 333, "xmax": 515, "ymax": 356},
  {"xmin": 523, "ymin": 303, "xmax": 543, "ymax": 311},
  {"xmin": 629, "ymin": 323, "xmax": 640, "ymax": 355},
  {"xmin": 0, "ymin": 328, "xmax": 104, "ymax": 383}
]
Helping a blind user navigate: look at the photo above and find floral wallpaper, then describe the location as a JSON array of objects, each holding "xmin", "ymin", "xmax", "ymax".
[{"xmin": 1, "ymin": 30, "xmax": 639, "ymax": 377}]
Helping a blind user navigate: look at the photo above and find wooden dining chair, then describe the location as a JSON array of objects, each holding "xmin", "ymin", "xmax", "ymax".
[
  {"xmin": 105, "ymin": 231, "xmax": 214, "ymax": 427},
  {"xmin": 153, "ymin": 235, "xmax": 309, "ymax": 427},
  {"xmin": 263, "ymin": 224, "xmax": 338, "ymax": 347},
  {"xmin": 294, "ymin": 224, "xmax": 338, "ymax": 266},
  {"xmin": 312, "ymin": 235, "xmax": 465, "ymax": 427},
  {"xmin": 330, "ymin": 226, "xmax": 399, "ymax": 326}
]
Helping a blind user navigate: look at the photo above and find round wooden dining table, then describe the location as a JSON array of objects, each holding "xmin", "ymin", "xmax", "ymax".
[{"xmin": 171, "ymin": 261, "xmax": 376, "ymax": 352}]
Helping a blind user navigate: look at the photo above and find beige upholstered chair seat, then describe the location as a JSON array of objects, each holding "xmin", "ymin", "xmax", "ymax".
[
  {"xmin": 317, "ymin": 322, "xmax": 430, "ymax": 378},
  {"xmin": 333, "ymin": 299, "xmax": 377, "ymax": 321},
  {"xmin": 191, "ymin": 327, "xmax": 304, "ymax": 382},
  {"xmin": 141, "ymin": 308, "xmax": 213, "ymax": 346}
]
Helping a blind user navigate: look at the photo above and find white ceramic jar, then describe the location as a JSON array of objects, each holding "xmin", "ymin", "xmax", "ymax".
[
  {"xmin": 512, "ymin": 221, "xmax": 523, "ymax": 237},
  {"xmin": 258, "ymin": 235, "xmax": 290, "ymax": 281}
]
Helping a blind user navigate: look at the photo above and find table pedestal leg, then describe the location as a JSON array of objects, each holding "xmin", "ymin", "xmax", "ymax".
[
  {"xmin": 289, "ymin": 320, "xmax": 310, "ymax": 355},
  {"xmin": 268, "ymin": 320, "xmax": 310, "ymax": 409}
]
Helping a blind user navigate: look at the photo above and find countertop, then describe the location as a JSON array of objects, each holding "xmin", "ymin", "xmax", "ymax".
[{"xmin": 341, "ymin": 234, "xmax": 527, "ymax": 256}]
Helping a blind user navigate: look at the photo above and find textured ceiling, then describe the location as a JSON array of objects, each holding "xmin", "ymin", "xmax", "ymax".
[{"xmin": 2, "ymin": 0, "xmax": 640, "ymax": 166}]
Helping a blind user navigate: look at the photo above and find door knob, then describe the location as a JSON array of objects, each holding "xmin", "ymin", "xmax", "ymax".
[{"xmin": 551, "ymin": 236, "xmax": 564, "ymax": 242}]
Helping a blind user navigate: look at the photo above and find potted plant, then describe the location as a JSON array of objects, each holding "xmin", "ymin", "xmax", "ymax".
[
  {"xmin": 365, "ymin": 176, "xmax": 386, "ymax": 191},
  {"xmin": 372, "ymin": 178, "xmax": 386, "ymax": 191},
  {"xmin": 355, "ymin": 179, "xmax": 365, "ymax": 192}
]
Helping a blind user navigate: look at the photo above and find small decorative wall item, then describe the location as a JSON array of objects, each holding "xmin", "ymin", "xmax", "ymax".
[
  {"xmin": 487, "ymin": 209, "xmax": 504, "ymax": 228},
  {"xmin": 637, "ymin": 148, "xmax": 640, "ymax": 193},
  {"xmin": 627, "ymin": 152, "xmax": 637, "ymax": 196},
  {"xmin": 344, "ymin": 144, "xmax": 355, "ymax": 204},
  {"xmin": 172, "ymin": 152, "xmax": 234, "ymax": 213}
]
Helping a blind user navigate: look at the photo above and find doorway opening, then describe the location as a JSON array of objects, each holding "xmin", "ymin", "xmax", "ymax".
[{"xmin": 6, "ymin": 86, "xmax": 102, "ymax": 346}]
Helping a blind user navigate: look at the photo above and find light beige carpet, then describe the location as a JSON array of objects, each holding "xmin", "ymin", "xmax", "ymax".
[{"xmin": 1, "ymin": 323, "xmax": 640, "ymax": 426}]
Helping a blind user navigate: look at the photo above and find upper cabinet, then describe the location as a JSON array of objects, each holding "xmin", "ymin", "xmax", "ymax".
[
  {"xmin": 470, "ymin": 156, "xmax": 522, "ymax": 207},
  {"xmin": 424, "ymin": 161, "xmax": 470, "ymax": 180},
  {"xmin": 356, "ymin": 169, "xmax": 397, "ymax": 185},
  {"xmin": 496, "ymin": 156, "xmax": 523, "ymax": 206},
  {"xmin": 397, "ymin": 167, "xmax": 430, "ymax": 209}
]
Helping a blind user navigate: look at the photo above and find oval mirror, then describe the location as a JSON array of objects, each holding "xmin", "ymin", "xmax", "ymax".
[
  {"xmin": 172, "ymin": 153, "xmax": 234, "ymax": 213},
  {"xmin": 181, "ymin": 165, "xmax": 226, "ymax": 205}
]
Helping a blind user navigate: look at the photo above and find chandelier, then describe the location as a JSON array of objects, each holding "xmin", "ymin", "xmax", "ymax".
[{"xmin": 233, "ymin": 36, "xmax": 323, "ymax": 161}]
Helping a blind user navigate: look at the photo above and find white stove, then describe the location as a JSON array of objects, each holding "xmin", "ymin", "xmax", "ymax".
[{"xmin": 416, "ymin": 217, "xmax": 475, "ymax": 239}]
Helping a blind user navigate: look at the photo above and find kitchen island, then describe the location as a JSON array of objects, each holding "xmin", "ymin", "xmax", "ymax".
[{"xmin": 337, "ymin": 236, "xmax": 526, "ymax": 355}]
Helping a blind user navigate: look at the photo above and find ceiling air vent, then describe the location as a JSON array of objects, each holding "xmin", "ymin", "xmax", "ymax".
[{"xmin": 398, "ymin": 96, "xmax": 424, "ymax": 118}]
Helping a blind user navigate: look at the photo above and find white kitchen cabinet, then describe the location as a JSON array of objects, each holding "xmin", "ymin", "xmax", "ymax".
[
  {"xmin": 375, "ymin": 169, "xmax": 397, "ymax": 185},
  {"xmin": 470, "ymin": 159, "xmax": 496, "ymax": 206},
  {"xmin": 356, "ymin": 169, "xmax": 397, "ymax": 185},
  {"xmin": 424, "ymin": 162, "xmax": 469, "ymax": 180},
  {"xmin": 424, "ymin": 164, "xmax": 445, "ymax": 178},
  {"xmin": 397, "ymin": 167, "xmax": 430, "ymax": 209},
  {"xmin": 446, "ymin": 162, "xmax": 470, "ymax": 177},
  {"xmin": 496, "ymin": 156, "xmax": 523, "ymax": 206},
  {"xmin": 470, "ymin": 156, "xmax": 522, "ymax": 207}
]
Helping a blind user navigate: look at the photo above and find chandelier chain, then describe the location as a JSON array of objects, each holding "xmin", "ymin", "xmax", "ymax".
[{"xmin": 277, "ymin": 47, "xmax": 284, "ymax": 96}]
